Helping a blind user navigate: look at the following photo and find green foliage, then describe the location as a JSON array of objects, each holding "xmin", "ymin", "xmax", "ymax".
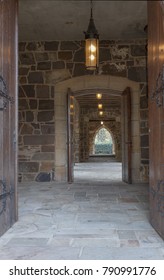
[{"xmin": 95, "ymin": 143, "xmax": 113, "ymax": 154}]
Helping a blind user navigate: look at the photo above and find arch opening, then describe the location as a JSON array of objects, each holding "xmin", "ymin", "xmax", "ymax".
[
  {"xmin": 93, "ymin": 127, "xmax": 115, "ymax": 156},
  {"xmin": 55, "ymin": 75, "xmax": 141, "ymax": 183}
]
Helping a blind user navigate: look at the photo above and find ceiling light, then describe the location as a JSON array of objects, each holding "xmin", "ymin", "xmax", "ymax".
[
  {"xmin": 96, "ymin": 93, "xmax": 102, "ymax": 99},
  {"xmin": 101, "ymin": 121, "xmax": 104, "ymax": 125},
  {"xmin": 84, "ymin": 0, "xmax": 99, "ymax": 70},
  {"xmin": 98, "ymin": 104, "xmax": 103, "ymax": 109},
  {"xmin": 99, "ymin": 111, "xmax": 103, "ymax": 116}
]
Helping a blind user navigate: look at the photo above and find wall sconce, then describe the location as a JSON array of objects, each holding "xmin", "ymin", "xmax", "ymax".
[
  {"xmin": 84, "ymin": 0, "xmax": 99, "ymax": 70},
  {"xmin": 101, "ymin": 121, "xmax": 104, "ymax": 125},
  {"xmin": 96, "ymin": 93, "xmax": 102, "ymax": 99}
]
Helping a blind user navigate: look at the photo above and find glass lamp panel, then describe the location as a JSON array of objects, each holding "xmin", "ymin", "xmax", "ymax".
[{"xmin": 85, "ymin": 38, "xmax": 99, "ymax": 70}]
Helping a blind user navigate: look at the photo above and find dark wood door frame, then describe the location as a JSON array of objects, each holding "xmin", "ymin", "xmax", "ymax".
[
  {"xmin": 148, "ymin": 1, "xmax": 164, "ymax": 239},
  {"xmin": 0, "ymin": 0, "xmax": 18, "ymax": 237},
  {"xmin": 122, "ymin": 87, "xmax": 132, "ymax": 184},
  {"xmin": 67, "ymin": 88, "xmax": 74, "ymax": 183}
]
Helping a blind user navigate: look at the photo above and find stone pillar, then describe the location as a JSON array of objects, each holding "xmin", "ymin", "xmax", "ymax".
[{"xmin": 54, "ymin": 89, "xmax": 67, "ymax": 181}]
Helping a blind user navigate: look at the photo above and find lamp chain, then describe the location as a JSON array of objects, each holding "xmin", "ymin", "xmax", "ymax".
[{"xmin": 90, "ymin": 0, "xmax": 93, "ymax": 18}]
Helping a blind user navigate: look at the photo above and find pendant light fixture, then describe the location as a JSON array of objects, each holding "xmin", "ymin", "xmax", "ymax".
[
  {"xmin": 96, "ymin": 93, "xmax": 102, "ymax": 99},
  {"xmin": 84, "ymin": 0, "xmax": 99, "ymax": 70},
  {"xmin": 98, "ymin": 103, "xmax": 103, "ymax": 110}
]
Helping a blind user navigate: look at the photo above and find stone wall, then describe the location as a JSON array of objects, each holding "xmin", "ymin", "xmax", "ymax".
[{"xmin": 18, "ymin": 39, "xmax": 148, "ymax": 182}]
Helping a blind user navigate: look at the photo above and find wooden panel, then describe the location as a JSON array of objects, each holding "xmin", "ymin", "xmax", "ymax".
[
  {"xmin": 0, "ymin": 0, "xmax": 18, "ymax": 237},
  {"xmin": 148, "ymin": 0, "xmax": 164, "ymax": 238},
  {"xmin": 121, "ymin": 87, "xmax": 132, "ymax": 184},
  {"xmin": 67, "ymin": 88, "xmax": 74, "ymax": 183}
]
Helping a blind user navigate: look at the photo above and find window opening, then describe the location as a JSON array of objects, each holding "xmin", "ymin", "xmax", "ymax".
[{"xmin": 94, "ymin": 127, "xmax": 115, "ymax": 155}]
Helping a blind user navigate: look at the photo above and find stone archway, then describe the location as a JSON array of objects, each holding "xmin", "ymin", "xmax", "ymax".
[{"xmin": 55, "ymin": 75, "xmax": 140, "ymax": 182}]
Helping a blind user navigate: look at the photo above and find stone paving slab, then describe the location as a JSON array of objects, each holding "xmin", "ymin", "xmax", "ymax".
[{"xmin": 0, "ymin": 159, "xmax": 163, "ymax": 259}]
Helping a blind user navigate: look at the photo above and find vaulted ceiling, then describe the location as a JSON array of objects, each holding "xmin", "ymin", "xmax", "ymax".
[{"xmin": 19, "ymin": 0, "xmax": 147, "ymax": 41}]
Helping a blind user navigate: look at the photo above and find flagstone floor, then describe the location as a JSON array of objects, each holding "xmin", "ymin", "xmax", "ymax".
[{"xmin": 0, "ymin": 157, "xmax": 163, "ymax": 259}]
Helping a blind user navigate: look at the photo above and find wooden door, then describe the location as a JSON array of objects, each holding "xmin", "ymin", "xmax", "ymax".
[
  {"xmin": 148, "ymin": 1, "xmax": 164, "ymax": 238},
  {"xmin": 121, "ymin": 87, "xmax": 132, "ymax": 184},
  {"xmin": 67, "ymin": 88, "xmax": 74, "ymax": 183},
  {"xmin": 0, "ymin": 0, "xmax": 18, "ymax": 237}
]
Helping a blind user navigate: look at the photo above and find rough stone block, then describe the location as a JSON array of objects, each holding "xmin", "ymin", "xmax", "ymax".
[
  {"xmin": 40, "ymin": 162, "xmax": 54, "ymax": 171},
  {"xmin": 141, "ymin": 135, "xmax": 149, "ymax": 147},
  {"xmin": 26, "ymin": 42, "xmax": 37, "ymax": 51},
  {"xmin": 19, "ymin": 86, "xmax": 26, "ymax": 98},
  {"xmin": 23, "ymin": 174, "xmax": 37, "ymax": 181},
  {"xmin": 19, "ymin": 162, "xmax": 39, "ymax": 172},
  {"xmin": 37, "ymin": 111, "xmax": 54, "ymax": 122},
  {"xmin": 58, "ymin": 51, "xmax": 72, "ymax": 60},
  {"xmin": 51, "ymin": 86, "xmax": 55, "ymax": 98},
  {"xmin": 102, "ymin": 62, "xmax": 126, "ymax": 77},
  {"xmin": 35, "ymin": 52, "xmax": 49, "ymax": 61},
  {"xmin": 19, "ymin": 42, "xmax": 26, "ymax": 52},
  {"xmin": 128, "ymin": 67, "xmax": 147, "ymax": 82},
  {"xmin": 36, "ymin": 85, "xmax": 50, "ymax": 98},
  {"xmin": 135, "ymin": 57, "xmax": 146, "ymax": 66},
  {"xmin": 24, "ymin": 135, "xmax": 54, "ymax": 145},
  {"xmin": 19, "ymin": 77, "xmax": 27, "ymax": 84},
  {"xmin": 31, "ymin": 65, "xmax": 36, "ymax": 71},
  {"xmin": 21, "ymin": 123, "xmax": 33, "ymax": 135},
  {"xmin": 41, "ymin": 146, "xmax": 54, "ymax": 152},
  {"xmin": 41, "ymin": 125, "xmax": 55, "ymax": 134},
  {"xmin": 31, "ymin": 123, "xmax": 40, "ymax": 129},
  {"xmin": 140, "ymin": 109, "xmax": 148, "ymax": 120},
  {"xmin": 32, "ymin": 152, "xmax": 54, "ymax": 160},
  {"xmin": 131, "ymin": 45, "xmax": 146, "ymax": 56},
  {"xmin": 99, "ymin": 40, "xmax": 110, "ymax": 47},
  {"xmin": 37, "ymin": 61, "xmax": 51, "ymax": 70},
  {"xmin": 52, "ymin": 61, "xmax": 65, "ymax": 69},
  {"xmin": 39, "ymin": 100, "xmax": 54, "ymax": 110},
  {"xmin": 110, "ymin": 45, "xmax": 129, "ymax": 60},
  {"xmin": 45, "ymin": 69, "xmax": 71, "ymax": 83},
  {"xmin": 22, "ymin": 85, "xmax": 35, "ymax": 98},
  {"xmin": 141, "ymin": 148, "xmax": 149, "ymax": 159},
  {"xmin": 29, "ymin": 99, "xmax": 38, "ymax": 110},
  {"xmin": 140, "ymin": 96, "xmax": 148, "ymax": 109},
  {"xmin": 45, "ymin": 41, "xmax": 59, "ymax": 51},
  {"xmin": 28, "ymin": 72, "xmax": 44, "ymax": 84},
  {"xmin": 47, "ymin": 52, "xmax": 57, "ymax": 62},
  {"xmin": 26, "ymin": 111, "xmax": 34, "ymax": 122},
  {"xmin": 74, "ymin": 48, "xmax": 85, "ymax": 62},
  {"xmin": 126, "ymin": 61, "xmax": 134, "ymax": 67},
  {"xmin": 19, "ymin": 67, "xmax": 30, "ymax": 76},
  {"xmin": 19, "ymin": 99, "xmax": 29, "ymax": 110},
  {"xmin": 99, "ymin": 48, "xmax": 111, "ymax": 62},
  {"xmin": 73, "ymin": 63, "xmax": 86, "ymax": 76},
  {"xmin": 66, "ymin": 62, "xmax": 73, "ymax": 70},
  {"xmin": 61, "ymin": 41, "xmax": 79, "ymax": 50},
  {"xmin": 19, "ymin": 53, "xmax": 35, "ymax": 65}
]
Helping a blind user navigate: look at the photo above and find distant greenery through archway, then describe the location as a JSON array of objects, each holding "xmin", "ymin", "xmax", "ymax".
[{"xmin": 94, "ymin": 128, "xmax": 115, "ymax": 155}]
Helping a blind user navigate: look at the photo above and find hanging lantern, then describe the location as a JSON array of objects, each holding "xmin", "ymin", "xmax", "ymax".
[{"xmin": 84, "ymin": 0, "xmax": 99, "ymax": 70}]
